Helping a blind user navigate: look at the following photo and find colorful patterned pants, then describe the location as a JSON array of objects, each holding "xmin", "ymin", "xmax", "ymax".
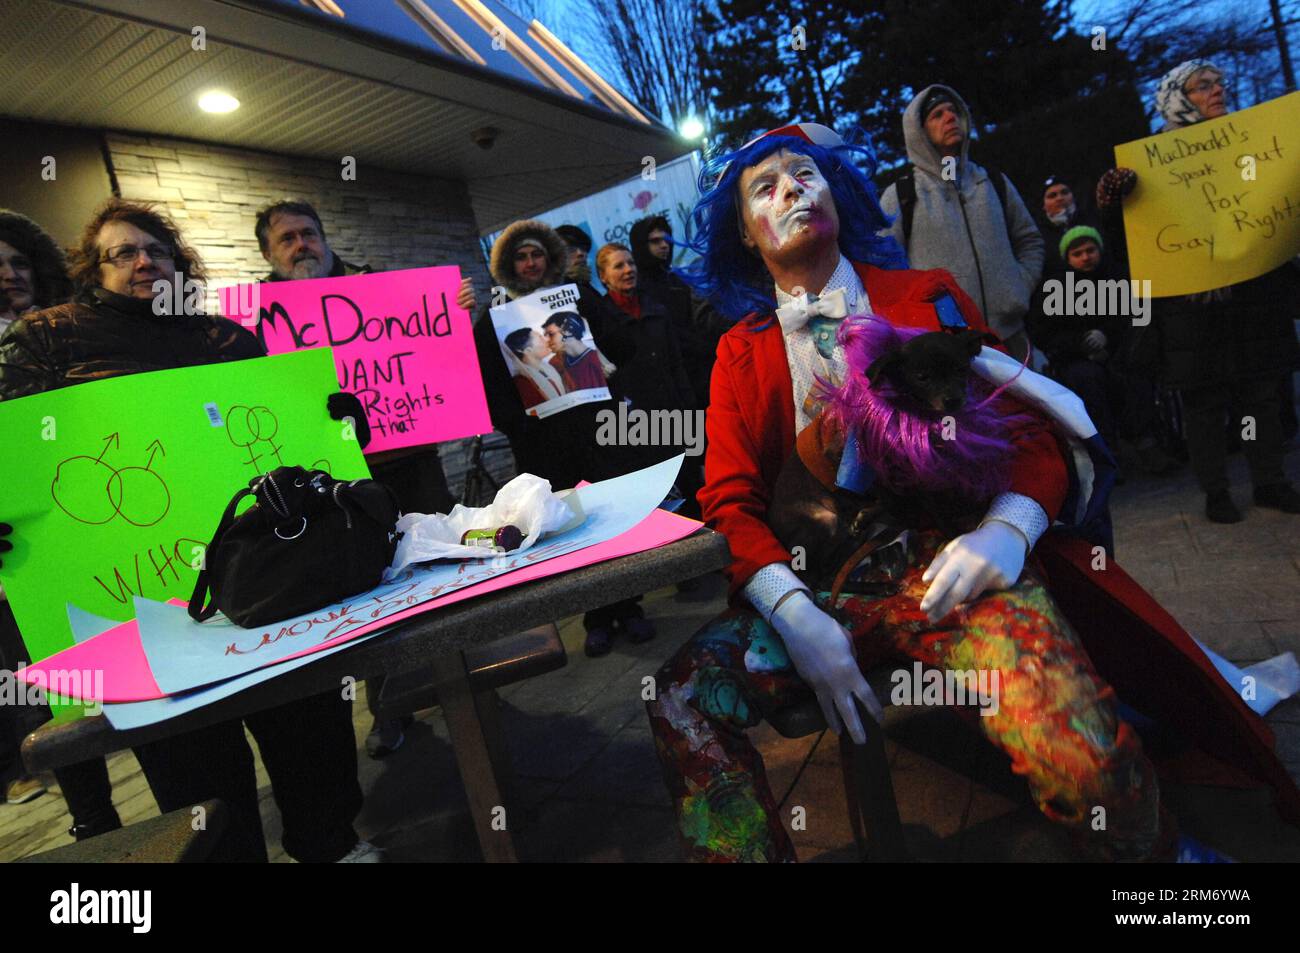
[{"xmin": 647, "ymin": 530, "xmax": 1168, "ymax": 862}]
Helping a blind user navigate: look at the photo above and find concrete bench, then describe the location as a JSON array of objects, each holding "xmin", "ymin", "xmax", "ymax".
[
  {"xmin": 16, "ymin": 799, "xmax": 228, "ymax": 864},
  {"xmin": 375, "ymin": 623, "xmax": 566, "ymax": 716}
]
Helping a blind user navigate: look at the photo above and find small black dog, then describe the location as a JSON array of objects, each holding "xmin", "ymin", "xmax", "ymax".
[
  {"xmin": 768, "ymin": 328, "xmax": 993, "ymax": 592},
  {"xmin": 864, "ymin": 328, "xmax": 987, "ymax": 414}
]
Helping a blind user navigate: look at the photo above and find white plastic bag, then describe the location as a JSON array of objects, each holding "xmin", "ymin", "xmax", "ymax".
[{"xmin": 384, "ymin": 472, "xmax": 581, "ymax": 578}]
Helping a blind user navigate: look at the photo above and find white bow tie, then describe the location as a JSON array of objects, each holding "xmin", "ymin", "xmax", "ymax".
[{"xmin": 774, "ymin": 287, "xmax": 849, "ymax": 334}]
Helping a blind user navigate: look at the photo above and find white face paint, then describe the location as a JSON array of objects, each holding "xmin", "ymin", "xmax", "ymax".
[{"xmin": 740, "ymin": 149, "xmax": 837, "ymax": 254}]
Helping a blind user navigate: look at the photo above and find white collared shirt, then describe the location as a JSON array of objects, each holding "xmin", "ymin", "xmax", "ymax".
[{"xmin": 773, "ymin": 254, "xmax": 867, "ymax": 433}]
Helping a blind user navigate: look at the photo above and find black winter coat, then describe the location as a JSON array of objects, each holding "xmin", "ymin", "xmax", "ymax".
[
  {"xmin": 638, "ymin": 270, "xmax": 726, "ymax": 410},
  {"xmin": 472, "ymin": 281, "xmax": 644, "ymax": 489},
  {"xmin": 1027, "ymin": 261, "xmax": 1130, "ymax": 366},
  {"xmin": 604, "ymin": 285, "xmax": 696, "ymax": 414},
  {"xmin": 0, "ymin": 288, "xmax": 264, "ymax": 400},
  {"xmin": 1154, "ymin": 264, "xmax": 1300, "ymax": 390}
]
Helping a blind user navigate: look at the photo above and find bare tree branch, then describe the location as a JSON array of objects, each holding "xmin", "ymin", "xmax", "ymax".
[{"xmin": 570, "ymin": 0, "xmax": 705, "ymax": 128}]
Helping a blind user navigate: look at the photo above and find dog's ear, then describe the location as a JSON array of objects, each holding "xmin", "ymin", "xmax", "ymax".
[
  {"xmin": 865, "ymin": 352, "xmax": 900, "ymax": 387},
  {"xmin": 957, "ymin": 329, "xmax": 986, "ymax": 357}
]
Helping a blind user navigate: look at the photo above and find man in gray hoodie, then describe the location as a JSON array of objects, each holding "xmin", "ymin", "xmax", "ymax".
[{"xmin": 880, "ymin": 85, "xmax": 1044, "ymax": 360}]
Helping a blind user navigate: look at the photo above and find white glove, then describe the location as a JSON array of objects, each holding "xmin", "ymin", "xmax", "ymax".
[
  {"xmin": 920, "ymin": 520, "xmax": 1027, "ymax": 624},
  {"xmin": 1084, "ymin": 329, "xmax": 1107, "ymax": 352},
  {"xmin": 770, "ymin": 591, "xmax": 883, "ymax": 744}
]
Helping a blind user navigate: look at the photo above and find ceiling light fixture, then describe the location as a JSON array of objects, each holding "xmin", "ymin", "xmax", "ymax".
[{"xmin": 198, "ymin": 90, "xmax": 240, "ymax": 114}]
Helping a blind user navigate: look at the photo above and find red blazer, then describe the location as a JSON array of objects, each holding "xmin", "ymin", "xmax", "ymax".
[{"xmin": 701, "ymin": 261, "xmax": 1067, "ymax": 598}]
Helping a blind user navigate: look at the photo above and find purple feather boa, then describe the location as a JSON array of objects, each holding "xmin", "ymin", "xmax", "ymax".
[{"xmin": 818, "ymin": 316, "xmax": 1036, "ymax": 502}]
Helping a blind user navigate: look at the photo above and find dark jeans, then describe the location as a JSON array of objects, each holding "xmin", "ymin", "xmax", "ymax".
[
  {"xmin": 369, "ymin": 447, "xmax": 454, "ymax": 514},
  {"xmin": 0, "ymin": 601, "xmax": 46, "ymax": 782},
  {"xmin": 133, "ymin": 689, "xmax": 362, "ymax": 862},
  {"xmin": 2, "ymin": 600, "xmax": 124, "ymax": 836},
  {"xmin": 1181, "ymin": 376, "xmax": 1286, "ymax": 495},
  {"xmin": 1116, "ymin": 367, "xmax": 1163, "ymax": 444},
  {"xmin": 1055, "ymin": 358, "xmax": 1120, "ymax": 451},
  {"xmin": 584, "ymin": 597, "xmax": 643, "ymax": 631},
  {"xmin": 54, "ymin": 759, "xmax": 121, "ymax": 837},
  {"xmin": 366, "ymin": 448, "xmax": 455, "ymax": 719}
]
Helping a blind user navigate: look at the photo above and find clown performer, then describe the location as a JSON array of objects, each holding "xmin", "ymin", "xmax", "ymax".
[{"xmin": 646, "ymin": 123, "xmax": 1300, "ymax": 863}]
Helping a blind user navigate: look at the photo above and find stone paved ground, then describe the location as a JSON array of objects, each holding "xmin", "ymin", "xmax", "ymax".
[{"xmin": 3, "ymin": 444, "xmax": 1298, "ymax": 862}]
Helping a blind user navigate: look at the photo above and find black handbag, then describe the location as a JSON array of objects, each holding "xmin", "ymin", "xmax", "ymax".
[{"xmin": 188, "ymin": 466, "xmax": 401, "ymax": 627}]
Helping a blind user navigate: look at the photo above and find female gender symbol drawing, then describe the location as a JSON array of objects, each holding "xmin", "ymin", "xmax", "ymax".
[
  {"xmin": 225, "ymin": 404, "xmax": 285, "ymax": 473},
  {"xmin": 221, "ymin": 403, "xmax": 333, "ymax": 476}
]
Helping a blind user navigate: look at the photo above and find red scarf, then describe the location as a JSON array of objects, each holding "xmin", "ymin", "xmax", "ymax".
[{"xmin": 608, "ymin": 288, "xmax": 641, "ymax": 318}]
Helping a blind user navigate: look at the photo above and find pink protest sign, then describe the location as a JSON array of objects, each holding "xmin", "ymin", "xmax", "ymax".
[
  {"xmin": 22, "ymin": 507, "xmax": 705, "ymax": 703},
  {"xmin": 220, "ymin": 266, "xmax": 491, "ymax": 453}
]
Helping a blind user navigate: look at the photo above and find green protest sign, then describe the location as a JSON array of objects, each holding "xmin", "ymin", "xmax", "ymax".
[{"xmin": 0, "ymin": 349, "xmax": 369, "ymax": 664}]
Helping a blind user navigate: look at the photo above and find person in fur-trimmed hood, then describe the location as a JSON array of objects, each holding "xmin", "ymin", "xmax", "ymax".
[
  {"xmin": 879, "ymin": 85, "xmax": 1045, "ymax": 360},
  {"xmin": 472, "ymin": 219, "xmax": 654, "ymax": 657},
  {"xmin": 478, "ymin": 217, "xmax": 629, "ymax": 444},
  {"xmin": 488, "ymin": 218, "xmax": 570, "ymax": 300},
  {"xmin": 0, "ymin": 209, "xmax": 74, "ymax": 337}
]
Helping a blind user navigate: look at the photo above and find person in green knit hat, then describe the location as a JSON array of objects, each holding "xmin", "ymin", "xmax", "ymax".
[{"xmin": 1028, "ymin": 225, "xmax": 1180, "ymax": 477}]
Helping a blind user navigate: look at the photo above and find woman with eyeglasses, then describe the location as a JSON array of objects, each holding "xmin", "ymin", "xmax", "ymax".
[
  {"xmin": 0, "ymin": 199, "xmax": 263, "ymax": 396},
  {"xmin": 1095, "ymin": 60, "xmax": 1300, "ymax": 525},
  {"xmin": 0, "ymin": 198, "xmax": 379, "ymax": 862}
]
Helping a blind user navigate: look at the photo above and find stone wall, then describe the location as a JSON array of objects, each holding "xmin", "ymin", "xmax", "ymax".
[
  {"xmin": 105, "ymin": 132, "xmax": 511, "ymax": 494},
  {"xmin": 105, "ymin": 132, "xmax": 491, "ymax": 289}
]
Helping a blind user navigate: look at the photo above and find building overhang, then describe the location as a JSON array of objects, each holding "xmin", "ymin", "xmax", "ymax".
[{"xmin": 0, "ymin": 0, "xmax": 691, "ymax": 232}]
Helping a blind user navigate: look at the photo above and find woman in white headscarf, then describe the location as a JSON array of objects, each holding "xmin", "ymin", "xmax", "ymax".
[{"xmin": 1095, "ymin": 60, "xmax": 1300, "ymax": 525}]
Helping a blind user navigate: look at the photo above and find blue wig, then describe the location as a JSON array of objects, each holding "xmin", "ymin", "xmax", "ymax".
[{"xmin": 675, "ymin": 128, "xmax": 907, "ymax": 323}]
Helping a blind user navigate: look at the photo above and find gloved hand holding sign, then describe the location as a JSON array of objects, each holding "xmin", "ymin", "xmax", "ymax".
[{"xmin": 327, "ymin": 392, "xmax": 371, "ymax": 450}]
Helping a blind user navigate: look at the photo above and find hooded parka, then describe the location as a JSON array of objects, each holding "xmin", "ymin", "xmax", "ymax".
[{"xmin": 879, "ymin": 85, "xmax": 1045, "ymax": 343}]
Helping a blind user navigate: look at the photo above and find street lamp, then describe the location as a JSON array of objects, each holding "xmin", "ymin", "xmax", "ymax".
[{"xmin": 679, "ymin": 116, "xmax": 705, "ymax": 141}]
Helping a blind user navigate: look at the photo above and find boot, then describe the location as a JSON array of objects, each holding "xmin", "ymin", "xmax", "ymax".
[{"xmin": 1205, "ymin": 490, "xmax": 1242, "ymax": 524}]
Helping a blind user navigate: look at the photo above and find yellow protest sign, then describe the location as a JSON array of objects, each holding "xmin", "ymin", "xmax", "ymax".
[{"xmin": 1114, "ymin": 90, "xmax": 1300, "ymax": 297}]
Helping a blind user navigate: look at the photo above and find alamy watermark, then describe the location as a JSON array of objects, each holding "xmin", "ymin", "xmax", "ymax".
[
  {"xmin": 148, "ymin": 274, "xmax": 260, "ymax": 324},
  {"xmin": 1040, "ymin": 272, "xmax": 1151, "ymax": 326},
  {"xmin": 50, "ymin": 883, "xmax": 151, "ymax": 933},
  {"xmin": 1, "ymin": 666, "xmax": 104, "ymax": 716},
  {"xmin": 890, "ymin": 662, "xmax": 1000, "ymax": 717},
  {"xmin": 594, "ymin": 403, "xmax": 706, "ymax": 457}
]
